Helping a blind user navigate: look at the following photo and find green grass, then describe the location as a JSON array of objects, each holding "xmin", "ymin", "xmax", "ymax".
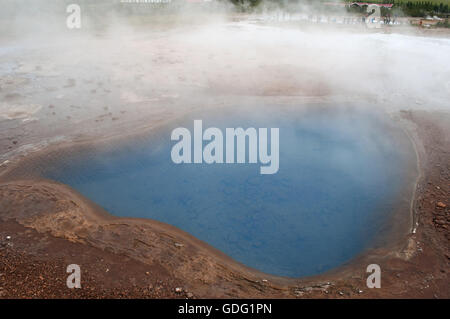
[
  {"xmin": 344, "ymin": 0, "xmax": 450, "ymax": 5},
  {"xmin": 343, "ymin": 0, "xmax": 450, "ymax": 16}
]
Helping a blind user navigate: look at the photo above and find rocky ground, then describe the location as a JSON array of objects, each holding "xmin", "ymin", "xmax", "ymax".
[
  {"xmin": 0, "ymin": 220, "xmax": 183, "ymax": 299},
  {"xmin": 0, "ymin": 110, "xmax": 448, "ymax": 299}
]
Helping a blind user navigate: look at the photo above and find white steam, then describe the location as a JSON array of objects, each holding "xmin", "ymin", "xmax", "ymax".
[{"xmin": 0, "ymin": 0, "xmax": 449, "ymax": 133}]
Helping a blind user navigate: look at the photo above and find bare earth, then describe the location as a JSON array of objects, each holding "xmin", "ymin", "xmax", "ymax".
[{"xmin": 0, "ymin": 109, "xmax": 448, "ymax": 299}]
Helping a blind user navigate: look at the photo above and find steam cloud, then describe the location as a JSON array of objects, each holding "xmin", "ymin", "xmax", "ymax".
[{"xmin": 0, "ymin": 0, "xmax": 449, "ymax": 133}]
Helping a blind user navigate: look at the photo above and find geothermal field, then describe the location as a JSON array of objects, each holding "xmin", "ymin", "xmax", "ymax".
[{"xmin": 0, "ymin": 0, "xmax": 449, "ymax": 301}]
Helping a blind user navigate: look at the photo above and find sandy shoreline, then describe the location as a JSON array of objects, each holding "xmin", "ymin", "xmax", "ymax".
[{"xmin": 0, "ymin": 104, "xmax": 448, "ymax": 298}]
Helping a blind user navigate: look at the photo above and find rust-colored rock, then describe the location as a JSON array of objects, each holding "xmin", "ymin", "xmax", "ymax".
[{"xmin": 436, "ymin": 202, "xmax": 446, "ymax": 208}]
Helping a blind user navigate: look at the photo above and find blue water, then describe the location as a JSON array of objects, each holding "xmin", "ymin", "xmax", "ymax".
[{"xmin": 44, "ymin": 106, "xmax": 412, "ymax": 277}]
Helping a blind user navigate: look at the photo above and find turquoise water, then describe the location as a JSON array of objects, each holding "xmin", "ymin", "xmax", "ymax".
[{"xmin": 44, "ymin": 106, "xmax": 412, "ymax": 277}]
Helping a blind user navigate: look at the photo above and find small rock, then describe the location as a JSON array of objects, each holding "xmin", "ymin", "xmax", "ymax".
[
  {"xmin": 436, "ymin": 202, "xmax": 446, "ymax": 208},
  {"xmin": 358, "ymin": 290, "xmax": 363, "ymax": 294},
  {"xmin": 174, "ymin": 243, "xmax": 184, "ymax": 248},
  {"xmin": 175, "ymin": 287, "xmax": 183, "ymax": 293},
  {"xmin": 338, "ymin": 291, "xmax": 344, "ymax": 296},
  {"xmin": 186, "ymin": 292, "xmax": 194, "ymax": 298},
  {"xmin": 5, "ymin": 236, "xmax": 11, "ymax": 240},
  {"xmin": 0, "ymin": 160, "xmax": 10, "ymax": 167},
  {"xmin": 145, "ymin": 272, "xmax": 150, "ymax": 276}
]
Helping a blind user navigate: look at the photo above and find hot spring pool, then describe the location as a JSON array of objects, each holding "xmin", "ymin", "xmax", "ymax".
[{"xmin": 42, "ymin": 106, "xmax": 416, "ymax": 278}]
